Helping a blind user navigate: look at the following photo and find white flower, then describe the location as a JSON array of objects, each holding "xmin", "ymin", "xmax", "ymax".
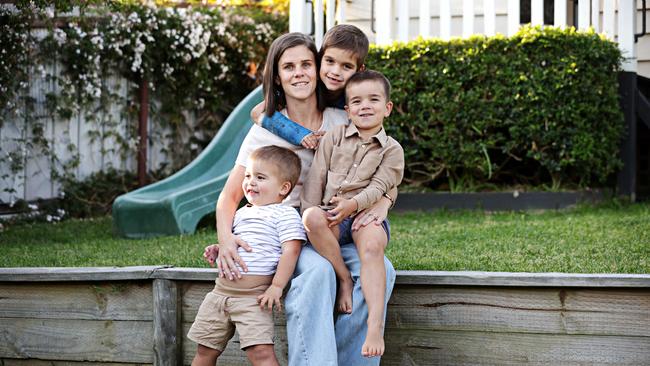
[
  {"xmin": 46, "ymin": 215, "xmax": 53, "ymax": 222},
  {"xmin": 28, "ymin": 204, "xmax": 38, "ymax": 210}
]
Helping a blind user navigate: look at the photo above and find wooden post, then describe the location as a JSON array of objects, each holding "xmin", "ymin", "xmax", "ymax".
[
  {"xmin": 153, "ymin": 279, "xmax": 181, "ymax": 366},
  {"xmin": 138, "ymin": 78, "xmax": 148, "ymax": 187}
]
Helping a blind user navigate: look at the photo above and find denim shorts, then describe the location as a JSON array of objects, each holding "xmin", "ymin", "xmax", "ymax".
[{"xmin": 338, "ymin": 216, "xmax": 391, "ymax": 246}]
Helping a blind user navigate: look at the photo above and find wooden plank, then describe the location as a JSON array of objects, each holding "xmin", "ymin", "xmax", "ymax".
[
  {"xmin": 0, "ymin": 266, "xmax": 169, "ymax": 282},
  {"xmin": 0, "ymin": 318, "xmax": 153, "ymax": 363},
  {"xmin": 0, "ymin": 282, "xmax": 152, "ymax": 320},
  {"xmin": 385, "ymin": 287, "xmax": 650, "ymax": 337},
  {"xmin": 380, "ymin": 330, "xmax": 650, "ymax": 365},
  {"xmin": 6, "ymin": 267, "xmax": 650, "ymax": 287},
  {"xmin": 1, "ymin": 359, "xmax": 150, "ymax": 366},
  {"xmin": 181, "ymin": 322, "xmax": 289, "ymax": 366},
  {"xmin": 153, "ymin": 279, "xmax": 181, "ymax": 366},
  {"xmin": 394, "ymin": 271, "xmax": 650, "ymax": 287}
]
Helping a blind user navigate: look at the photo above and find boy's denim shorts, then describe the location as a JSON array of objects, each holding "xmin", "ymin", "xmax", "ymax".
[{"xmin": 338, "ymin": 216, "xmax": 391, "ymax": 245}]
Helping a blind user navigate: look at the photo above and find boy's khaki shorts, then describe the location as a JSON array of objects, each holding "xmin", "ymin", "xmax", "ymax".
[{"xmin": 187, "ymin": 276, "xmax": 274, "ymax": 351}]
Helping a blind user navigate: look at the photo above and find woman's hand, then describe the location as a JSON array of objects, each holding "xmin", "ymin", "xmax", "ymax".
[
  {"xmin": 351, "ymin": 196, "xmax": 390, "ymax": 231},
  {"xmin": 216, "ymin": 233, "xmax": 252, "ymax": 281},
  {"xmin": 300, "ymin": 131, "xmax": 325, "ymax": 150}
]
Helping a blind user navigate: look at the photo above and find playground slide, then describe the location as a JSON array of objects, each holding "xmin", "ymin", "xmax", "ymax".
[{"xmin": 112, "ymin": 86, "xmax": 262, "ymax": 238}]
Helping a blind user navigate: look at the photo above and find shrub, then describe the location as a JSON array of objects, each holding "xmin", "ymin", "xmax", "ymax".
[{"xmin": 368, "ymin": 26, "xmax": 624, "ymax": 191}]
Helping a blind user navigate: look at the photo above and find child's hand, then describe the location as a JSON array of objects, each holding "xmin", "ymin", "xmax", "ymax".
[
  {"xmin": 300, "ymin": 131, "xmax": 325, "ymax": 149},
  {"xmin": 250, "ymin": 101, "xmax": 266, "ymax": 125},
  {"xmin": 203, "ymin": 244, "xmax": 219, "ymax": 267},
  {"xmin": 327, "ymin": 196, "xmax": 358, "ymax": 227},
  {"xmin": 258, "ymin": 284, "xmax": 284, "ymax": 312}
]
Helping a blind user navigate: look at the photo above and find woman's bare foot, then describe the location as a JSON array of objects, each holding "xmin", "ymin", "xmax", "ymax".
[
  {"xmin": 336, "ymin": 278, "xmax": 353, "ymax": 313},
  {"xmin": 361, "ymin": 323, "xmax": 385, "ymax": 357}
]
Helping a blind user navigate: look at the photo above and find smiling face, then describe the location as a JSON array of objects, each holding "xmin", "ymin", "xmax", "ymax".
[
  {"xmin": 319, "ymin": 47, "xmax": 359, "ymax": 93},
  {"xmin": 242, "ymin": 158, "xmax": 292, "ymax": 207},
  {"xmin": 345, "ymin": 79, "xmax": 393, "ymax": 138},
  {"xmin": 276, "ymin": 45, "xmax": 318, "ymax": 104}
]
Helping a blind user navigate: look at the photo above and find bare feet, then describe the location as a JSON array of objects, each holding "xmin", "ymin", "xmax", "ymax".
[
  {"xmin": 336, "ymin": 278, "xmax": 353, "ymax": 313},
  {"xmin": 361, "ymin": 323, "xmax": 385, "ymax": 358}
]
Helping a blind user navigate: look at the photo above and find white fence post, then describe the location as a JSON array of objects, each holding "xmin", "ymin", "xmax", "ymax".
[
  {"xmin": 336, "ymin": 0, "xmax": 345, "ymax": 24},
  {"xmin": 603, "ymin": 0, "xmax": 615, "ymax": 38},
  {"xmin": 314, "ymin": 0, "xmax": 324, "ymax": 48},
  {"xmin": 419, "ymin": 0, "xmax": 431, "ymax": 39},
  {"xmin": 398, "ymin": 0, "xmax": 409, "ymax": 42},
  {"xmin": 578, "ymin": 0, "xmax": 590, "ymax": 30},
  {"xmin": 289, "ymin": 0, "xmax": 311, "ymax": 34},
  {"xmin": 440, "ymin": 0, "xmax": 451, "ymax": 40},
  {"xmin": 484, "ymin": 0, "xmax": 496, "ymax": 36},
  {"xmin": 618, "ymin": 0, "xmax": 637, "ymax": 72},
  {"xmin": 376, "ymin": 0, "xmax": 394, "ymax": 45},
  {"xmin": 507, "ymin": 0, "xmax": 520, "ymax": 36},
  {"xmin": 326, "ymin": 0, "xmax": 336, "ymax": 30},
  {"xmin": 554, "ymin": 0, "xmax": 567, "ymax": 28},
  {"xmin": 463, "ymin": 0, "xmax": 474, "ymax": 38},
  {"xmin": 591, "ymin": 0, "xmax": 601, "ymax": 33},
  {"xmin": 532, "ymin": 0, "xmax": 544, "ymax": 26}
]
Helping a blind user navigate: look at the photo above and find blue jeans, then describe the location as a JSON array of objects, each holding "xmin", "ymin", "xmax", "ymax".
[{"xmin": 284, "ymin": 243, "xmax": 396, "ymax": 366}]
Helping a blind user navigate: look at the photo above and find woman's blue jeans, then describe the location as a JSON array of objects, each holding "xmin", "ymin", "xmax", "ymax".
[{"xmin": 284, "ymin": 243, "xmax": 396, "ymax": 366}]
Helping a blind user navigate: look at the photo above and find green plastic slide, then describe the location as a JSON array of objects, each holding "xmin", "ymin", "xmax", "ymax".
[{"xmin": 112, "ymin": 86, "xmax": 262, "ymax": 238}]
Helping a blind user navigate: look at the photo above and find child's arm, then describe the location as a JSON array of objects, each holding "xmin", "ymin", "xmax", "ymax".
[
  {"xmin": 300, "ymin": 130, "xmax": 336, "ymax": 214},
  {"xmin": 258, "ymin": 240, "xmax": 302, "ymax": 312},
  {"xmin": 261, "ymin": 111, "xmax": 321, "ymax": 148},
  {"xmin": 352, "ymin": 143, "xmax": 405, "ymax": 213}
]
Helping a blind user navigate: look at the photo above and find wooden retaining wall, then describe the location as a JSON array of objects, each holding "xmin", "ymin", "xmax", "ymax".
[{"xmin": 1, "ymin": 267, "xmax": 649, "ymax": 365}]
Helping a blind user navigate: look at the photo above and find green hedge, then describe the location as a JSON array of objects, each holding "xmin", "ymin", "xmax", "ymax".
[{"xmin": 367, "ymin": 26, "xmax": 624, "ymax": 191}]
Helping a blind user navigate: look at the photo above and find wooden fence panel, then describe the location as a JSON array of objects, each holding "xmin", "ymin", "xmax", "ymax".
[
  {"xmin": 386, "ymin": 286, "xmax": 650, "ymax": 336},
  {"xmin": 0, "ymin": 360, "xmax": 150, "ymax": 366},
  {"xmin": 0, "ymin": 282, "xmax": 152, "ymax": 320},
  {"xmin": 0, "ymin": 318, "xmax": 153, "ymax": 363},
  {"xmin": 380, "ymin": 330, "xmax": 650, "ymax": 365}
]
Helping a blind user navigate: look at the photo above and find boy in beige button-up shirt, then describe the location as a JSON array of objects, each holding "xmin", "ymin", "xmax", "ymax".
[{"xmin": 301, "ymin": 70, "xmax": 404, "ymax": 359}]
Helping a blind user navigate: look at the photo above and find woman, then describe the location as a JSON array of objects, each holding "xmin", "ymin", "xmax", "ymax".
[{"xmin": 207, "ymin": 32, "xmax": 396, "ymax": 366}]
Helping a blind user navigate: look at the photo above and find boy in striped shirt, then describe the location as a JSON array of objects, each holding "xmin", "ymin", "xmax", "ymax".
[{"xmin": 188, "ymin": 145, "xmax": 306, "ymax": 366}]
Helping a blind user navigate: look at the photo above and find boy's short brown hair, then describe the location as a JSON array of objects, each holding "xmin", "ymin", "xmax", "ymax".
[
  {"xmin": 250, "ymin": 145, "xmax": 302, "ymax": 196},
  {"xmin": 319, "ymin": 24, "xmax": 369, "ymax": 68},
  {"xmin": 345, "ymin": 70, "xmax": 391, "ymax": 101}
]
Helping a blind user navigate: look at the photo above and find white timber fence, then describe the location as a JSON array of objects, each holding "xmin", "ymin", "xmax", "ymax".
[
  {"xmin": 1, "ymin": 267, "xmax": 649, "ymax": 365},
  {"xmin": 290, "ymin": 0, "xmax": 641, "ymax": 72}
]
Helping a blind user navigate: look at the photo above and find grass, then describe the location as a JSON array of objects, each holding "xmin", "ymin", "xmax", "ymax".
[{"xmin": 1, "ymin": 201, "xmax": 649, "ymax": 273}]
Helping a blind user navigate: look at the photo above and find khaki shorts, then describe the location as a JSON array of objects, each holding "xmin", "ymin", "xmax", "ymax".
[{"xmin": 187, "ymin": 275, "xmax": 275, "ymax": 351}]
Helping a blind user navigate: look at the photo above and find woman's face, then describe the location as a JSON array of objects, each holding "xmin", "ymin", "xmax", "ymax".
[{"xmin": 276, "ymin": 45, "xmax": 317, "ymax": 103}]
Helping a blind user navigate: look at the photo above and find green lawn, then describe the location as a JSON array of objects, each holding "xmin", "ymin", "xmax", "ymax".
[{"xmin": 1, "ymin": 201, "xmax": 649, "ymax": 273}]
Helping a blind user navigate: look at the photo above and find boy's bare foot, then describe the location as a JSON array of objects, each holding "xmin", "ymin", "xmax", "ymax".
[
  {"xmin": 361, "ymin": 324, "xmax": 385, "ymax": 358},
  {"xmin": 336, "ymin": 278, "xmax": 353, "ymax": 313}
]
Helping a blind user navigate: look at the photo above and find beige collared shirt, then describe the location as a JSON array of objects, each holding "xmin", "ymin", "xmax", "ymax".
[{"xmin": 301, "ymin": 123, "xmax": 404, "ymax": 213}]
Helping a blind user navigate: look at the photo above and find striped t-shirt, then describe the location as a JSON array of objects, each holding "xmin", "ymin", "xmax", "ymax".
[{"xmin": 233, "ymin": 203, "xmax": 306, "ymax": 276}]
